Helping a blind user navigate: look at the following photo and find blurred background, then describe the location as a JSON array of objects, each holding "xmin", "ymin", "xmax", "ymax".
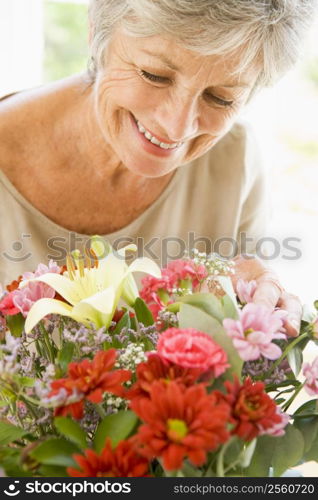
[{"xmin": 0, "ymin": 0, "xmax": 318, "ymax": 475}]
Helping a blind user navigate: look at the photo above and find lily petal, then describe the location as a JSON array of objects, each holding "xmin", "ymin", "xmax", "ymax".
[
  {"xmin": 72, "ymin": 287, "xmax": 116, "ymax": 328},
  {"xmin": 20, "ymin": 273, "xmax": 81, "ymax": 305},
  {"xmin": 25, "ymin": 298, "xmax": 77, "ymax": 333},
  {"xmin": 126, "ymin": 257, "xmax": 162, "ymax": 278}
]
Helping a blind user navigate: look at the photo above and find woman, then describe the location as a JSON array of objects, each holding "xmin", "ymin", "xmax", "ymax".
[{"xmin": 0, "ymin": 0, "xmax": 315, "ymax": 335}]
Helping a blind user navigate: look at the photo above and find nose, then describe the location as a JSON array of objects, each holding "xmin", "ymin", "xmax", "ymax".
[{"xmin": 154, "ymin": 93, "xmax": 199, "ymax": 143}]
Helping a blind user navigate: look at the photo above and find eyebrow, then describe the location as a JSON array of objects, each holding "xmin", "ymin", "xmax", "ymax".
[{"xmin": 140, "ymin": 49, "xmax": 251, "ymax": 89}]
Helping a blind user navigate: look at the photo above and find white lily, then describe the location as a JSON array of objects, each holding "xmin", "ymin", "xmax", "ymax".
[{"xmin": 20, "ymin": 237, "xmax": 161, "ymax": 333}]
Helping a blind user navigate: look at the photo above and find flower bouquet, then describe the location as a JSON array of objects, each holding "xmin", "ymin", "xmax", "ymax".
[{"xmin": 0, "ymin": 236, "xmax": 318, "ymax": 478}]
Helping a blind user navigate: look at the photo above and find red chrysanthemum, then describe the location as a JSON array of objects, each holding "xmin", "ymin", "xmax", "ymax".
[
  {"xmin": 131, "ymin": 380, "xmax": 231, "ymax": 471},
  {"xmin": 220, "ymin": 377, "xmax": 284, "ymax": 441},
  {"xmin": 67, "ymin": 438, "xmax": 150, "ymax": 477},
  {"xmin": 126, "ymin": 353, "xmax": 203, "ymax": 401},
  {"xmin": 48, "ymin": 349, "xmax": 131, "ymax": 419}
]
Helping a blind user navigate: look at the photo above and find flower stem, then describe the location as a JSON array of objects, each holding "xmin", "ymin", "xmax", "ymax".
[
  {"xmin": 216, "ymin": 437, "xmax": 235, "ymax": 477},
  {"xmin": 265, "ymin": 332, "xmax": 309, "ymax": 377},
  {"xmin": 39, "ymin": 322, "xmax": 55, "ymax": 364},
  {"xmin": 282, "ymin": 382, "xmax": 305, "ymax": 412},
  {"xmin": 94, "ymin": 403, "xmax": 106, "ymax": 419}
]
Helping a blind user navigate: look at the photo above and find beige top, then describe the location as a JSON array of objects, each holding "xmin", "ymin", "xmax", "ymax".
[{"xmin": 0, "ymin": 120, "xmax": 267, "ymax": 286}]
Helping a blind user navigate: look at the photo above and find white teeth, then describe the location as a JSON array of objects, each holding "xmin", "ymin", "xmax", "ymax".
[
  {"xmin": 151, "ymin": 136, "xmax": 161, "ymax": 146},
  {"xmin": 144, "ymin": 131, "xmax": 152, "ymax": 140},
  {"xmin": 136, "ymin": 119, "xmax": 182, "ymax": 150}
]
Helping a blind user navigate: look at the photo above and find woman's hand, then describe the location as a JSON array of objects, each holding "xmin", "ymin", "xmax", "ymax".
[{"xmin": 231, "ymin": 255, "xmax": 302, "ymax": 337}]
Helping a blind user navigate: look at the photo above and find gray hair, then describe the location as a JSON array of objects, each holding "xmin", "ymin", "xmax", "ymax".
[{"xmin": 88, "ymin": 0, "xmax": 317, "ymax": 87}]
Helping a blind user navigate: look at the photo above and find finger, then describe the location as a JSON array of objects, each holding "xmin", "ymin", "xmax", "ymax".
[
  {"xmin": 277, "ymin": 291, "xmax": 302, "ymax": 337},
  {"xmin": 251, "ymin": 280, "xmax": 281, "ymax": 310},
  {"xmin": 231, "ymin": 255, "xmax": 265, "ymax": 286}
]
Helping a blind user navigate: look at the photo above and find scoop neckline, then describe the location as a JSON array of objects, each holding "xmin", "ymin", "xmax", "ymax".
[{"xmin": 0, "ymin": 165, "xmax": 183, "ymax": 238}]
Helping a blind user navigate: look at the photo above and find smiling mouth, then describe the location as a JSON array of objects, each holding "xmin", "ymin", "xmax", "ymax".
[{"xmin": 131, "ymin": 115, "xmax": 184, "ymax": 150}]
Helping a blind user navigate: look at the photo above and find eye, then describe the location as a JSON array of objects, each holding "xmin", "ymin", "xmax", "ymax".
[
  {"xmin": 203, "ymin": 91, "xmax": 234, "ymax": 108},
  {"xmin": 139, "ymin": 70, "xmax": 170, "ymax": 83}
]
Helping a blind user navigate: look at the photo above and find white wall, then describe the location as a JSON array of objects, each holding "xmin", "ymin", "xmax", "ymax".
[{"xmin": 0, "ymin": 0, "xmax": 44, "ymax": 96}]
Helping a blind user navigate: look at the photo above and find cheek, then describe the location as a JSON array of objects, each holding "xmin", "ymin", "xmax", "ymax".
[
  {"xmin": 96, "ymin": 71, "xmax": 155, "ymax": 116},
  {"xmin": 202, "ymin": 107, "xmax": 241, "ymax": 137}
]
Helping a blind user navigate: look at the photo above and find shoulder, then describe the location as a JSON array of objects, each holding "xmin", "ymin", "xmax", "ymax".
[
  {"xmin": 205, "ymin": 120, "xmax": 265, "ymax": 194},
  {"xmin": 0, "ymin": 74, "xmax": 85, "ymax": 177}
]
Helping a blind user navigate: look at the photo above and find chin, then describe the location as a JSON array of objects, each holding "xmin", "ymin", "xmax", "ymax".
[{"xmin": 124, "ymin": 158, "xmax": 175, "ymax": 178}]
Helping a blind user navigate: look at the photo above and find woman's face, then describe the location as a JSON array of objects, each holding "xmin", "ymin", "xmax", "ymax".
[{"xmin": 93, "ymin": 28, "xmax": 259, "ymax": 178}]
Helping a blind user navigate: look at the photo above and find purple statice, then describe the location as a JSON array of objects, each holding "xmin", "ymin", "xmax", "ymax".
[
  {"xmin": 79, "ymin": 402, "xmax": 100, "ymax": 435},
  {"xmin": 243, "ymin": 356, "xmax": 291, "ymax": 385},
  {"xmin": 19, "ymin": 352, "xmax": 36, "ymax": 377},
  {"xmin": 0, "ymin": 332, "xmax": 22, "ymax": 362}
]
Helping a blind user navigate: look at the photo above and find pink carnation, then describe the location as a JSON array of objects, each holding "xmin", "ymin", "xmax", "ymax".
[
  {"xmin": 157, "ymin": 327, "xmax": 229, "ymax": 377},
  {"xmin": 258, "ymin": 406, "xmax": 290, "ymax": 437},
  {"xmin": 223, "ymin": 303, "xmax": 286, "ymax": 362},
  {"xmin": 140, "ymin": 259, "xmax": 208, "ymax": 321},
  {"xmin": 13, "ymin": 260, "xmax": 61, "ymax": 318},
  {"xmin": 236, "ymin": 279, "xmax": 257, "ymax": 304},
  {"xmin": 166, "ymin": 259, "xmax": 208, "ymax": 289},
  {"xmin": 303, "ymin": 357, "xmax": 318, "ymax": 396},
  {"xmin": 140, "ymin": 271, "xmax": 175, "ymax": 304}
]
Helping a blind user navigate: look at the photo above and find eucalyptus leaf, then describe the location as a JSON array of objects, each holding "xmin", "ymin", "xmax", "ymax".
[
  {"xmin": 178, "ymin": 293, "xmax": 224, "ymax": 323},
  {"xmin": 221, "ymin": 294, "xmax": 239, "ymax": 320},
  {"xmin": 304, "ymin": 424, "xmax": 318, "ymax": 462},
  {"xmin": 93, "ymin": 410, "xmax": 138, "ymax": 453},
  {"xmin": 294, "ymin": 416, "xmax": 318, "ymax": 454},
  {"xmin": 271, "ymin": 425, "xmax": 304, "ymax": 477},
  {"xmin": 293, "ymin": 399, "xmax": 318, "ymax": 417},
  {"xmin": 243, "ymin": 436, "xmax": 274, "ymax": 477}
]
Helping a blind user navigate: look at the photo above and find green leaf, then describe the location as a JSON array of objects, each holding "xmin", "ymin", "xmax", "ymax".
[
  {"xmin": 178, "ymin": 293, "xmax": 224, "ymax": 323},
  {"xmin": 287, "ymin": 346, "xmax": 303, "ymax": 377},
  {"xmin": 243, "ymin": 436, "xmax": 275, "ymax": 477},
  {"xmin": 179, "ymin": 303, "xmax": 243, "ymax": 378},
  {"xmin": 0, "ymin": 420, "xmax": 27, "ymax": 445},
  {"xmin": 133, "ymin": 297, "xmax": 154, "ymax": 326},
  {"xmin": 6, "ymin": 313, "xmax": 25, "ymax": 337},
  {"xmin": 29, "ymin": 438, "xmax": 80, "ymax": 467},
  {"xmin": 181, "ymin": 461, "xmax": 202, "ymax": 477},
  {"xmin": 93, "ymin": 410, "xmax": 138, "ymax": 453},
  {"xmin": 294, "ymin": 416, "xmax": 318, "ymax": 454},
  {"xmin": 303, "ymin": 423, "xmax": 318, "ymax": 462},
  {"xmin": 57, "ymin": 342, "xmax": 75, "ymax": 373},
  {"xmin": 12, "ymin": 375, "xmax": 34, "ymax": 388},
  {"xmin": 54, "ymin": 417, "xmax": 87, "ymax": 449},
  {"xmin": 271, "ymin": 424, "xmax": 304, "ymax": 477},
  {"xmin": 293, "ymin": 399, "xmax": 318, "ymax": 417},
  {"xmin": 38, "ymin": 465, "xmax": 68, "ymax": 477},
  {"xmin": 112, "ymin": 311, "xmax": 131, "ymax": 335},
  {"xmin": 221, "ymin": 294, "xmax": 239, "ymax": 320}
]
